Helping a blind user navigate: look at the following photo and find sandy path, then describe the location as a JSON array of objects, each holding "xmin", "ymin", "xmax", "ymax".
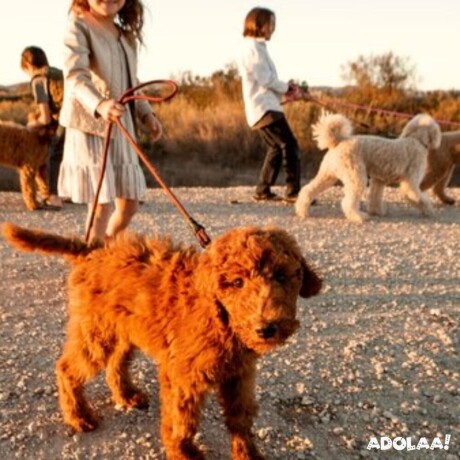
[{"xmin": 0, "ymin": 186, "xmax": 459, "ymax": 459}]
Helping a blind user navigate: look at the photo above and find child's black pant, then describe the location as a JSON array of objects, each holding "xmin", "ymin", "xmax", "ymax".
[{"xmin": 256, "ymin": 116, "xmax": 301, "ymax": 197}]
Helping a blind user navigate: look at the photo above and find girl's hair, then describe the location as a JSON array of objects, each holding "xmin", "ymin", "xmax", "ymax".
[
  {"xmin": 70, "ymin": 0, "xmax": 145, "ymax": 43},
  {"xmin": 20, "ymin": 46, "xmax": 49, "ymax": 70},
  {"xmin": 243, "ymin": 7, "xmax": 274, "ymax": 38}
]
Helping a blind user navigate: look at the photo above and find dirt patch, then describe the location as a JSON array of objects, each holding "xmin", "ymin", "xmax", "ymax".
[{"xmin": 0, "ymin": 186, "xmax": 459, "ymax": 459}]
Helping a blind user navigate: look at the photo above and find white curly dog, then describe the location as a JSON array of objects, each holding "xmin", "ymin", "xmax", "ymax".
[{"xmin": 295, "ymin": 112, "xmax": 442, "ymax": 223}]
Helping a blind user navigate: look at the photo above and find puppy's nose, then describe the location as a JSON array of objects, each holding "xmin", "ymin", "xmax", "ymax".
[{"xmin": 257, "ymin": 323, "xmax": 278, "ymax": 339}]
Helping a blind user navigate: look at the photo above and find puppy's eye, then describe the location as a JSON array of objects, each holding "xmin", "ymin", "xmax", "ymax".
[
  {"xmin": 274, "ymin": 270, "xmax": 287, "ymax": 283},
  {"xmin": 232, "ymin": 278, "xmax": 244, "ymax": 288}
]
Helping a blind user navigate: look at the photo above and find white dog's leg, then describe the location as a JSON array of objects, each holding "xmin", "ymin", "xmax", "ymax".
[
  {"xmin": 368, "ymin": 179, "xmax": 386, "ymax": 215},
  {"xmin": 339, "ymin": 167, "xmax": 369, "ymax": 223},
  {"xmin": 400, "ymin": 180, "xmax": 434, "ymax": 216},
  {"xmin": 341, "ymin": 190, "xmax": 369, "ymax": 223},
  {"xmin": 295, "ymin": 186, "xmax": 313, "ymax": 218},
  {"xmin": 295, "ymin": 174, "xmax": 336, "ymax": 218}
]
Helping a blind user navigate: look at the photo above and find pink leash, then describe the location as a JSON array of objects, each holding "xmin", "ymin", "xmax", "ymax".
[{"xmin": 310, "ymin": 95, "xmax": 460, "ymax": 129}]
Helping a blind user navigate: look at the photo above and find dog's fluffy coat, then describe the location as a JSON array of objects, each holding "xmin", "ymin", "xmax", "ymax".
[
  {"xmin": 3, "ymin": 223, "xmax": 322, "ymax": 460},
  {"xmin": 421, "ymin": 130, "xmax": 460, "ymax": 204},
  {"xmin": 0, "ymin": 121, "xmax": 53, "ymax": 210},
  {"xmin": 295, "ymin": 112, "xmax": 442, "ymax": 222}
]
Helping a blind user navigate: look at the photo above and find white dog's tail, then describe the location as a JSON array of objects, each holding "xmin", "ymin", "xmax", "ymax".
[{"xmin": 312, "ymin": 111, "xmax": 353, "ymax": 150}]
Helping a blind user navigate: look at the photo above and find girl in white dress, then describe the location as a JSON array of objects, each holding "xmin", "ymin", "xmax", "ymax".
[{"xmin": 59, "ymin": 0, "xmax": 162, "ymax": 243}]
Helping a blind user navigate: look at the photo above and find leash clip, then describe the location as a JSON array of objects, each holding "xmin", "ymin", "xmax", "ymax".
[{"xmin": 189, "ymin": 217, "xmax": 212, "ymax": 248}]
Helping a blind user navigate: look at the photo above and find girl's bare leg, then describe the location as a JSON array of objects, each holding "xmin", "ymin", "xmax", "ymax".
[
  {"xmin": 106, "ymin": 198, "xmax": 139, "ymax": 238},
  {"xmin": 85, "ymin": 203, "xmax": 111, "ymax": 243}
]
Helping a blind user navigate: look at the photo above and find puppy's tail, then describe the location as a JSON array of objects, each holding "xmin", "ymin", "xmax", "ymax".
[
  {"xmin": 312, "ymin": 111, "xmax": 353, "ymax": 150},
  {"xmin": 3, "ymin": 223, "xmax": 92, "ymax": 260}
]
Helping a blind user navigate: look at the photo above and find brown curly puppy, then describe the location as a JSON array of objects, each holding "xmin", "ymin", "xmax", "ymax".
[
  {"xmin": 421, "ymin": 130, "xmax": 460, "ymax": 204},
  {"xmin": 0, "ymin": 121, "xmax": 53, "ymax": 210},
  {"xmin": 3, "ymin": 223, "xmax": 322, "ymax": 460}
]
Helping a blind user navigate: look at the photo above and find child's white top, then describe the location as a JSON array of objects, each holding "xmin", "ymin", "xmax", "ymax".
[{"xmin": 239, "ymin": 37, "xmax": 289, "ymax": 127}]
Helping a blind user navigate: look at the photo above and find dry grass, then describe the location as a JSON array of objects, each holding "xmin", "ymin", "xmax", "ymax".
[
  {"xmin": 0, "ymin": 98, "xmax": 30, "ymax": 125},
  {"xmin": 154, "ymin": 95, "xmax": 263, "ymax": 167},
  {"xmin": 0, "ymin": 83, "xmax": 321, "ymax": 172},
  {"xmin": 1, "ymin": 77, "xmax": 459, "ymax": 188}
]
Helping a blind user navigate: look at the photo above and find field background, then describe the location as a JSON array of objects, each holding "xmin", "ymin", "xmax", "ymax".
[{"xmin": 1, "ymin": 62, "xmax": 460, "ymax": 192}]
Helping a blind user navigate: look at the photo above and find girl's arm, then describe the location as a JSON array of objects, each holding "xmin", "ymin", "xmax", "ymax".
[
  {"xmin": 28, "ymin": 77, "xmax": 52, "ymax": 127},
  {"xmin": 249, "ymin": 44, "xmax": 289, "ymax": 94},
  {"xmin": 63, "ymin": 17, "xmax": 107, "ymax": 117}
]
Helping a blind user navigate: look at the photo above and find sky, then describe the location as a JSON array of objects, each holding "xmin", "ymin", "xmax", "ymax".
[{"xmin": 1, "ymin": 0, "xmax": 459, "ymax": 91}]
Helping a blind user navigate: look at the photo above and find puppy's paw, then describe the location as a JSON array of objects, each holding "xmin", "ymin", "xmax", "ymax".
[
  {"xmin": 25, "ymin": 201, "xmax": 43, "ymax": 211},
  {"xmin": 231, "ymin": 437, "xmax": 265, "ymax": 460},
  {"xmin": 65, "ymin": 413, "xmax": 99, "ymax": 432},
  {"xmin": 115, "ymin": 391, "xmax": 150, "ymax": 411},
  {"xmin": 166, "ymin": 441, "xmax": 206, "ymax": 460}
]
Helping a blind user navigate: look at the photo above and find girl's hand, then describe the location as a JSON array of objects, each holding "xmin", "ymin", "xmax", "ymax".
[
  {"xmin": 96, "ymin": 99, "xmax": 125, "ymax": 122},
  {"xmin": 142, "ymin": 113, "xmax": 163, "ymax": 142},
  {"xmin": 283, "ymin": 81, "xmax": 304, "ymax": 103},
  {"xmin": 287, "ymin": 81, "xmax": 300, "ymax": 95}
]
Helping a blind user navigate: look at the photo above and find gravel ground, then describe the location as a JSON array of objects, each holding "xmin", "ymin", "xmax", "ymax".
[{"xmin": 0, "ymin": 186, "xmax": 459, "ymax": 460}]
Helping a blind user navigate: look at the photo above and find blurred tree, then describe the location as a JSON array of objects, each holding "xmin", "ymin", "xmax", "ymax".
[
  {"xmin": 338, "ymin": 52, "xmax": 420, "ymax": 134},
  {"xmin": 166, "ymin": 63, "xmax": 242, "ymax": 108},
  {"xmin": 341, "ymin": 51, "xmax": 417, "ymax": 95},
  {"xmin": 210, "ymin": 63, "xmax": 241, "ymax": 103}
]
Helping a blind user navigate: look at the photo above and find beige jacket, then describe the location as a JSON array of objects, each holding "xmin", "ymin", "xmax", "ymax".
[{"xmin": 59, "ymin": 12, "xmax": 151, "ymax": 137}]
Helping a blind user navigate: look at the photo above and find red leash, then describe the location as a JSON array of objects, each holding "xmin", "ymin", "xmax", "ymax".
[
  {"xmin": 287, "ymin": 89, "xmax": 460, "ymax": 129},
  {"xmin": 85, "ymin": 80, "xmax": 212, "ymax": 248},
  {"xmin": 312, "ymin": 95, "xmax": 460, "ymax": 129}
]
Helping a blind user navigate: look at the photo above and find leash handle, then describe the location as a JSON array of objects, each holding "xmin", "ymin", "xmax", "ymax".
[
  {"xmin": 119, "ymin": 80, "xmax": 178, "ymax": 104},
  {"xmin": 85, "ymin": 80, "xmax": 212, "ymax": 248}
]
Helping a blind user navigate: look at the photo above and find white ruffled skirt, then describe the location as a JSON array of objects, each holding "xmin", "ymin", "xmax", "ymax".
[{"xmin": 58, "ymin": 116, "xmax": 146, "ymax": 204}]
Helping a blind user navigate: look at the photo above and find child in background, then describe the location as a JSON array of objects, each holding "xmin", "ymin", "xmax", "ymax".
[
  {"xmin": 239, "ymin": 7, "xmax": 302, "ymax": 203},
  {"xmin": 59, "ymin": 0, "xmax": 162, "ymax": 243},
  {"xmin": 21, "ymin": 46, "xmax": 65, "ymax": 209}
]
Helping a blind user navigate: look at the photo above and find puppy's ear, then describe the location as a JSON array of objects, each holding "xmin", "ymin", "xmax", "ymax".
[{"xmin": 299, "ymin": 259, "xmax": 322, "ymax": 298}]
